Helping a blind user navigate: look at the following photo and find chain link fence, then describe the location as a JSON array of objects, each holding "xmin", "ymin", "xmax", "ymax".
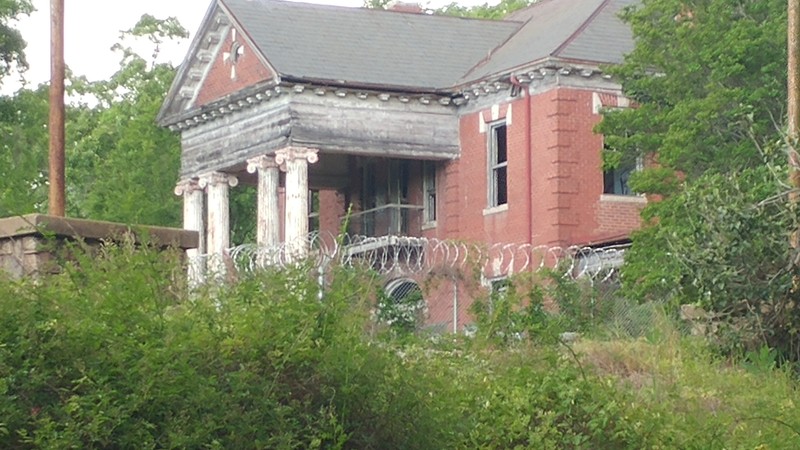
[{"xmin": 191, "ymin": 233, "xmax": 662, "ymax": 336}]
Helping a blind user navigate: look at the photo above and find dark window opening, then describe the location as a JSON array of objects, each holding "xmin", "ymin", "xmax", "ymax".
[
  {"xmin": 490, "ymin": 123, "xmax": 508, "ymax": 207},
  {"xmin": 308, "ymin": 189, "xmax": 320, "ymax": 232},
  {"xmin": 423, "ymin": 162, "xmax": 437, "ymax": 223}
]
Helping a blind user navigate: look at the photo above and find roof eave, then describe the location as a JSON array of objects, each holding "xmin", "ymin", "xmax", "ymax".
[
  {"xmin": 156, "ymin": 0, "xmax": 221, "ymax": 126},
  {"xmin": 279, "ymin": 75, "xmax": 455, "ymax": 96}
]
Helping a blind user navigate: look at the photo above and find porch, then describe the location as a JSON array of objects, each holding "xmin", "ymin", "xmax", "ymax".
[{"xmin": 170, "ymin": 85, "xmax": 455, "ymax": 276}]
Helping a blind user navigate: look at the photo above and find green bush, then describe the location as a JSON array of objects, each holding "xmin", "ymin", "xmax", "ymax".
[
  {"xmin": 1, "ymin": 243, "xmax": 798, "ymax": 449},
  {"xmin": 622, "ymin": 164, "xmax": 800, "ymax": 362}
]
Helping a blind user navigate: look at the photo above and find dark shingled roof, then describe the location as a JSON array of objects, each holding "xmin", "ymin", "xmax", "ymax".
[
  {"xmin": 462, "ymin": 0, "xmax": 636, "ymax": 82},
  {"xmin": 221, "ymin": 0, "xmax": 520, "ymax": 90}
]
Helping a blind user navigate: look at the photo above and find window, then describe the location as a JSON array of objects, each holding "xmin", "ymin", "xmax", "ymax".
[
  {"xmin": 489, "ymin": 123, "xmax": 508, "ymax": 207},
  {"xmin": 487, "ymin": 277, "xmax": 510, "ymax": 315},
  {"xmin": 490, "ymin": 278, "xmax": 510, "ymax": 295},
  {"xmin": 603, "ymin": 157, "xmax": 642, "ymax": 196},
  {"xmin": 308, "ymin": 189, "xmax": 320, "ymax": 232},
  {"xmin": 423, "ymin": 161, "xmax": 437, "ymax": 223}
]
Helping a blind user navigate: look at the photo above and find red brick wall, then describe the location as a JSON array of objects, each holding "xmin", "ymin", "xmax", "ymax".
[
  {"xmin": 314, "ymin": 86, "xmax": 643, "ymax": 248},
  {"xmin": 443, "ymin": 86, "xmax": 642, "ymax": 248},
  {"xmin": 195, "ymin": 28, "xmax": 274, "ymax": 107},
  {"xmin": 446, "ymin": 97, "xmax": 532, "ymax": 245},
  {"xmin": 318, "ymin": 189, "xmax": 345, "ymax": 238},
  {"xmin": 595, "ymin": 197, "xmax": 643, "ymax": 239}
]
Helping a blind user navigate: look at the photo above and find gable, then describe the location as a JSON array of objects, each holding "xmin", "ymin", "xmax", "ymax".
[
  {"xmin": 194, "ymin": 25, "xmax": 275, "ymax": 107},
  {"xmin": 157, "ymin": 1, "xmax": 278, "ymax": 125},
  {"xmin": 461, "ymin": 0, "xmax": 635, "ymax": 84}
]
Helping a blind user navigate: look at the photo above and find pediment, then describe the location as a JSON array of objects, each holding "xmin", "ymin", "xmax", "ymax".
[{"xmin": 158, "ymin": 1, "xmax": 278, "ymax": 125}]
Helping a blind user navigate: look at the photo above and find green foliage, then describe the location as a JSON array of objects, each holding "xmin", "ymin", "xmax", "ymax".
[
  {"xmin": 375, "ymin": 284, "xmax": 426, "ymax": 335},
  {"xmin": 622, "ymin": 161, "xmax": 800, "ymax": 360},
  {"xmin": 0, "ymin": 86, "xmax": 48, "ymax": 215},
  {"xmin": 598, "ymin": 0, "xmax": 800, "ymax": 361},
  {"xmin": 62, "ymin": 15, "xmax": 188, "ymax": 226},
  {"xmin": 0, "ymin": 15, "xmax": 199, "ymax": 229},
  {"xmin": 0, "ymin": 0, "xmax": 33, "ymax": 83},
  {"xmin": 437, "ymin": 0, "xmax": 533, "ymax": 19},
  {"xmin": 597, "ymin": 0, "xmax": 786, "ymax": 182},
  {"xmin": 363, "ymin": 0, "xmax": 534, "ymax": 19},
  {"xmin": 470, "ymin": 270, "xmax": 618, "ymax": 347},
  {"xmin": 1, "ymin": 247, "xmax": 798, "ymax": 448},
  {"xmin": 0, "ymin": 14, "xmax": 258, "ymax": 233}
]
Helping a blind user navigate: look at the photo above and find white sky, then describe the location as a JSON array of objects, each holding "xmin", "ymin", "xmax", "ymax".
[{"xmin": 3, "ymin": 0, "xmax": 486, "ymax": 95}]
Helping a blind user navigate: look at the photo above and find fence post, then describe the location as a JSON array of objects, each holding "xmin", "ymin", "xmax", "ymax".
[{"xmin": 452, "ymin": 275, "xmax": 459, "ymax": 333}]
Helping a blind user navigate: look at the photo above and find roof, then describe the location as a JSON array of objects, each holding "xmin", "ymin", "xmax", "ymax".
[
  {"xmin": 220, "ymin": 0, "xmax": 635, "ymax": 89},
  {"xmin": 221, "ymin": 0, "xmax": 520, "ymax": 90},
  {"xmin": 462, "ymin": 0, "xmax": 637, "ymax": 82},
  {"xmin": 160, "ymin": 0, "xmax": 637, "ymax": 124}
]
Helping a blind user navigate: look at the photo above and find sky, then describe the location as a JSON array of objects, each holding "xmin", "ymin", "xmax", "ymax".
[{"xmin": 4, "ymin": 0, "xmax": 485, "ymax": 94}]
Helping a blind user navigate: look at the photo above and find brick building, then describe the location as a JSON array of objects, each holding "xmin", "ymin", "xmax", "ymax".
[{"xmin": 159, "ymin": 0, "xmax": 643, "ymax": 286}]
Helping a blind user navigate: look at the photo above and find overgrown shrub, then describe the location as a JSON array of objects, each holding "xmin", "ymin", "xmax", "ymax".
[
  {"xmin": 622, "ymin": 164, "xmax": 800, "ymax": 362},
  {"xmin": 1, "ymin": 243, "xmax": 798, "ymax": 448}
]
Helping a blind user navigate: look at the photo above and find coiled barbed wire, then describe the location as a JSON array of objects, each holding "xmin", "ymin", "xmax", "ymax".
[{"xmin": 190, "ymin": 233, "xmax": 630, "ymax": 283}]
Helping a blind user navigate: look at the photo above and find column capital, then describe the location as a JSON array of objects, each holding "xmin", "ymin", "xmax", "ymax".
[
  {"xmin": 198, "ymin": 171, "xmax": 239, "ymax": 189},
  {"xmin": 246, "ymin": 155, "xmax": 280, "ymax": 174},
  {"xmin": 174, "ymin": 178, "xmax": 203, "ymax": 196},
  {"xmin": 274, "ymin": 147, "xmax": 319, "ymax": 171}
]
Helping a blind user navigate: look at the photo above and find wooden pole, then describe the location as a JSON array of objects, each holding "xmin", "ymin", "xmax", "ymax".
[{"xmin": 48, "ymin": 0, "xmax": 65, "ymax": 217}]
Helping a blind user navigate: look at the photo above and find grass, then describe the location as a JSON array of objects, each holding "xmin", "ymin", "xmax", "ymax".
[{"xmin": 575, "ymin": 327, "xmax": 800, "ymax": 449}]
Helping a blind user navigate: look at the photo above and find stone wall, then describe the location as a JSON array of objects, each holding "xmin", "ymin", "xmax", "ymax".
[{"xmin": 0, "ymin": 214, "xmax": 198, "ymax": 279}]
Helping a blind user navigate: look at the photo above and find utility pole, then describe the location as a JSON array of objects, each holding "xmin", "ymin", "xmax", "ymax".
[{"xmin": 48, "ymin": 0, "xmax": 65, "ymax": 217}]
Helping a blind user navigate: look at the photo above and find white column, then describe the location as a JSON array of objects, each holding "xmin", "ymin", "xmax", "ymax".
[
  {"xmin": 275, "ymin": 147, "xmax": 319, "ymax": 259},
  {"xmin": 175, "ymin": 178, "xmax": 206, "ymax": 286},
  {"xmin": 247, "ymin": 155, "xmax": 281, "ymax": 248},
  {"xmin": 199, "ymin": 172, "xmax": 238, "ymax": 273}
]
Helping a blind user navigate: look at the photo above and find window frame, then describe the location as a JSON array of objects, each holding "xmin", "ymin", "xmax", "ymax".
[
  {"xmin": 602, "ymin": 156, "xmax": 643, "ymax": 197},
  {"xmin": 422, "ymin": 161, "xmax": 437, "ymax": 224},
  {"xmin": 488, "ymin": 122, "xmax": 509, "ymax": 208},
  {"xmin": 308, "ymin": 189, "xmax": 320, "ymax": 233}
]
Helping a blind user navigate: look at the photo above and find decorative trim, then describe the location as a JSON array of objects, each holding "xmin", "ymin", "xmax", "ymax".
[
  {"xmin": 600, "ymin": 194, "xmax": 647, "ymax": 204},
  {"xmin": 274, "ymin": 147, "xmax": 319, "ymax": 172},
  {"xmin": 166, "ymin": 82, "xmax": 461, "ymax": 132},
  {"xmin": 173, "ymin": 178, "xmax": 203, "ymax": 196},
  {"xmin": 482, "ymin": 204, "xmax": 509, "ymax": 216},
  {"xmin": 198, "ymin": 172, "xmax": 239, "ymax": 189},
  {"xmin": 421, "ymin": 220, "xmax": 437, "ymax": 231},
  {"xmin": 246, "ymin": 155, "xmax": 280, "ymax": 173},
  {"xmin": 458, "ymin": 58, "xmax": 617, "ymax": 103},
  {"xmin": 592, "ymin": 91, "xmax": 633, "ymax": 114},
  {"xmin": 165, "ymin": 58, "xmax": 617, "ymax": 132}
]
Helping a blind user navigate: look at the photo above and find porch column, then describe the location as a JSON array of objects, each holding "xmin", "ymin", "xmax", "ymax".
[
  {"xmin": 174, "ymin": 178, "xmax": 206, "ymax": 285},
  {"xmin": 275, "ymin": 147, "xmax": 319, "ymax": 258},
  {"xmin": 199, "ymin": 172, "xmax": 238, "ymax": 273},
  {"xmin": 246, "ymin": 155, "xmax": 281, "ymax": 248}
]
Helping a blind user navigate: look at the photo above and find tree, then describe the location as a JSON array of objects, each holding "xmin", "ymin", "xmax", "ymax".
[
  {"xmin": 0, "ymin": 0, "xmax": 32, "ymax": 84},
  {"xmin": 437, "ymin": 0, "xmax": 533, "ymax": 19},
  {"xmin": 65, "ymin": 15, "xmax": 188, "ymax": 227},
  {"xmin": 0, "ymin": 85, "xmax": 49, "ymax": 216},
  {"xmin": 598, "ymin": 0, "xmax": 800, "ymax": 360},
  {"xmin": 597, "ymin": 0, "xmax": 787, "ymax": 186},
  {"xmin": 363, "ymin": 0, "xmax": 534, "ymax": 20}
]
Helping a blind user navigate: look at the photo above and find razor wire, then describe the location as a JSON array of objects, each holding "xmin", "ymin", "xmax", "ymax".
[
  {"xmin": 185, "ymin": 234, "xmax": 660, "ymax": 336},
  {"xmin": 191, "ymin": 232, "xmax": 630, "ymax": 283}
]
